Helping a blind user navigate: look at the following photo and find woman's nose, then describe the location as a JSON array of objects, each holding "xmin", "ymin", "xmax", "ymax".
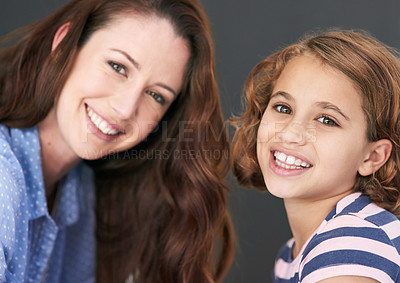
[{"xmin": 110, "ymin": 87, "xmax": 142, "ymax": 121}]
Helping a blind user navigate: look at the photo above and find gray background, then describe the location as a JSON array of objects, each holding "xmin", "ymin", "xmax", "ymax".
[{"xmin": 1, "ymin": 1, "xmax": 400, "ymax": 282}]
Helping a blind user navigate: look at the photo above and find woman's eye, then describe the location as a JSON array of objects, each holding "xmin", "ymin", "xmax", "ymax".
[
  {"xmin": 317, "ymin": 115, "xmax": 339, "ymax": 127},
  {"xmin": 274, "ymin": 104, "xmax": 292, "ymax": 114},
  {"xmin": 146, "ymin": 90, "xmax": 166, "ymax": 106},
  {"xmin": 109, "ymin": 61, "xmax": 126, "ymax": 75}
]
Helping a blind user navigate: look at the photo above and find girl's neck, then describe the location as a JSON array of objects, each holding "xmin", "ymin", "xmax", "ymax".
[
  {"xmin": 38, "ymin": 108, "xmax": 81, "ymax": 204},
  {"xmin": 284, "ymin": 193, "xmax": 350, "ymax": 259}
]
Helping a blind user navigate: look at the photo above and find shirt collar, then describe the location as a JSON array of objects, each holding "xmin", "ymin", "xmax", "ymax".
[
  {"xmin": 9, "ymin": 126, "xmax": 84, "ymax": 226},
  {"xmin": 9, "ymin": 126, "xmax": 47, "ymax": 220},
  {"xmin": 52, "ymin": 165, "xmax": 81, "ymax": 228}
]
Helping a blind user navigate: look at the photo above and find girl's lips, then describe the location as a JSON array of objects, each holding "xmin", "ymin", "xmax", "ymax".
[
  {"xmin": 270, "ymin": 146, "xmax": 313, "ymax": 166},
  {"xmin": 269, "ymin": 148, "xmax": 313, "ymax": 177}
]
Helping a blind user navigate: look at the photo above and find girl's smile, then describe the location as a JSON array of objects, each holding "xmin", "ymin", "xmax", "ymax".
[{"xmin": 269, "ymin": 147, "xmax": 312, "ymax": 177}]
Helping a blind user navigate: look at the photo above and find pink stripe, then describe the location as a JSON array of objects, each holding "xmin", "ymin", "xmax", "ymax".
[
  {"xmin": 382, "ymin": 220, "xmax": 400, "ymax": 240},
  {"xmin": 302, "ymin": 265, "xmax": 393, "ymax": 283},
  {"xmin": 336, "ymin": 192, "xmax": 361, "ymax": 214},
  {"xmin": 300, "ymin": 236, "xmax": 399, "ymax": 269},
  {"xmin": 322, "ymin": 215, "xmax": 376, "ymax": 233}
]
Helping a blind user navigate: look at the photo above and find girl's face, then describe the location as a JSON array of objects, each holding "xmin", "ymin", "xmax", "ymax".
[
  {"xmin": 257, "ymin": 55, "xmax": 372, "ymax": 202},
  {"xmin": 54, "ymin": 14, "xmax": 190, "ymax": 159}
]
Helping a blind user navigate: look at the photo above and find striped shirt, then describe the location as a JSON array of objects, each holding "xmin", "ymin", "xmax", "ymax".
[{"xmin": 274, "ymin": 192, "xmax": 400, "ymax": 282}]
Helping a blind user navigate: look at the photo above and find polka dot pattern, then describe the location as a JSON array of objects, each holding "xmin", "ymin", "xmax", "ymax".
[{"xmin": 0, "ymin": 125, "xmax": 95, "ymax": 282}]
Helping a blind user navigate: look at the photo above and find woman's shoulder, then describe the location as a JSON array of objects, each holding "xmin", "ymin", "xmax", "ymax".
[{"xmin": 0, "ymin": 124, "xmax": 29, "ymax": 208}]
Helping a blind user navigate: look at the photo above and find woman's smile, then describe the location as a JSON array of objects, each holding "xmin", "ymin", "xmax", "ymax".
[{"xmin": 86, "ymin": 104, "xmax": 123, "ymax": 136}]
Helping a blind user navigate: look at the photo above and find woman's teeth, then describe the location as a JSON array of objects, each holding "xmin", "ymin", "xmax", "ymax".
[
  {"xmin": 87, "ymin": 107, "xmax": 119, "ymax": 136},
  {"xmin": 273, "ymin": 151, "xmax": 311, "ymax": 169}
]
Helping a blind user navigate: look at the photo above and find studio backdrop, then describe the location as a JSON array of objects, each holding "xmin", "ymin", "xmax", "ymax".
[{"xmin": 1, "ymin": 1, "xmax": 399, "ymax": 282}]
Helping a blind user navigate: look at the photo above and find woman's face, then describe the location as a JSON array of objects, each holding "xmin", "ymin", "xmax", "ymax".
[{"xmin": 55, "ymin": 14, "xmax": 190, "ymax": 159}]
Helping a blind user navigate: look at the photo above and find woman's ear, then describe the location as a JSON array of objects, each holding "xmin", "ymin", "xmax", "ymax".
[
  {"xmin": 358, "ymin": 139, "xmax": 392, "ymax": 176},
  {"xmin": 52, "ymin": 22, "xmax": 70, "ymax": 51}
]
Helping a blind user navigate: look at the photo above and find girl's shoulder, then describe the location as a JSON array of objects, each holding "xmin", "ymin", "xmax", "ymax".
[
  {"xmin": 299, "ymin": 194, "xmax": 400, "ymax": 283},
  {"xmin": 322, "ymin": 193, "xmax": 400, "ymax": 248}
]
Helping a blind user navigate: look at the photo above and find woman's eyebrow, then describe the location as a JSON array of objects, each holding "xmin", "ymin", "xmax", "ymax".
[
  {"xmin": 316, "ymin": 101, "xmax": 350, "ymax": 121},
  {"xmin": 109, "ymin": 48, "xmax": 177, "ymax": 97},
  {"xmin": 110, "ymin": 48, "xmax": 141, "ymax": 70}
]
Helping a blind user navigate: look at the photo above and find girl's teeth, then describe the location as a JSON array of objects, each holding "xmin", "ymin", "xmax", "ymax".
[
  {"xmin": 286, "ymin": 156, "xmax": 295, "ymax": 165},
  {"xmin": 273, "ymin": 151, "xmax": 311, "ymax": 169},
  {"xmin": 277, "ymin": 152, "xmax": 287, "ymax": 162}
]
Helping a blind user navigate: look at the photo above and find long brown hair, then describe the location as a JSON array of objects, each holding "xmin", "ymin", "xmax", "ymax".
[
  {"xmin": 231, "ymin": 30, "xmax": 400, "ymax": 216},
  {"xmin": 0, "ymin": 0, "xmax": 234, "ymax": 282}
]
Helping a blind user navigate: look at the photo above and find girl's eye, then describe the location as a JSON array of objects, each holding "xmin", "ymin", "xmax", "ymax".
[
  {"xmin": 274, "ymin": 104, "xmax": 292, "ymax": 114},
  {"xmin": 317, "ymin": 115, "xmax": 339, "ymax": 127},
  {"xmin": 146, "ymin": 90, "xmax": 166, "ymax": 106},
  {"xmin": 109, "ymin": 61, "xmax": 126, "ymax": 75}
]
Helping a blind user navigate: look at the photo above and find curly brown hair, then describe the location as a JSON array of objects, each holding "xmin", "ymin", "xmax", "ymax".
[
  {"xmin": 0, "ymin": 0, "xmax": 234, "ymax": 282},
  {"xmin": 231, "ymin": 30, "xmax": 400, "ymax": 216}
]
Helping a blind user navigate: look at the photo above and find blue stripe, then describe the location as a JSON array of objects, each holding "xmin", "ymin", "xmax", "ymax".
[
  {"xmin": 336, "ymin": 194, "xmax": 370, "ymax": 217},
  {"xmin": 365, "ymin": 210, "xmax": 398, "ymax": 226},
  {"xmin": 302, "ymin": 226, "xmax": 392, "ymax": 260},
  {"xmin": 301, "ymin": 250, "xmax": 399, "ymax": 281},
  {"xmin": 325, "ymin": 207, "xmax": 336, "ymax": 222},
  {"xmin": 276, "ymin": 242, "xmax": 294, "ymax": 263},
  {"xmin": 273, "ymin": 272, "xmax": 299, "ymax": 283},
  {"xmin": 391, "ymin": 235, "xmax": 400, "ymax": 255}
]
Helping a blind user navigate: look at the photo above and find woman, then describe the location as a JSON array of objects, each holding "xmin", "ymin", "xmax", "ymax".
[{"xmin": 0, "ymin": 0, "xmax": 234, "ymax": 282}]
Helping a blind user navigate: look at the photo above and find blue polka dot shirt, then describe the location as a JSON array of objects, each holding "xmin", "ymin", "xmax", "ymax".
[{"xmin": 0, "ymin": 125, "xmax": 95, "ymax": 282}]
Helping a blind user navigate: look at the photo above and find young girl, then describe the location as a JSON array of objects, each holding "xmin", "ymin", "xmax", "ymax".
[
  {"xmin": 231, "ymin": 30, "xmax": 400, "ymax": 282},
  {"xmin": 0, "ymin": 0, "xmax": 233, "ymax": 282}
]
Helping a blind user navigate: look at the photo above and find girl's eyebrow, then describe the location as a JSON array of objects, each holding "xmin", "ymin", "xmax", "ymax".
[
  {"xmin": 271, "ymin": 91, "xmax": 350, "ymax": 121},
  {"xmin": 270, "ymin": 91, "xmax": 293, "ymax": 101},
  {"xmin": 316, "ymin": 101, "xmax": 350, "ymax": 121}
]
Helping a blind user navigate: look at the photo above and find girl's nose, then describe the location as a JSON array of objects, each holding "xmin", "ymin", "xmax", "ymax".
[{"xmin": 276, "ymin": 120, "xmax": 310, "ymax": 146}]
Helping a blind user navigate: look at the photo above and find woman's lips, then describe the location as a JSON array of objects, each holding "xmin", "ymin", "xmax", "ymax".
[{"xmin": 85, "ymin": 104, "xmax": 124, "ymax": 141}]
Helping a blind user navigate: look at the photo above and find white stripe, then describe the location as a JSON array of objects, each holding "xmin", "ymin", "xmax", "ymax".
[
  {"xmin": 355, "ymin": 202, "xmax": 385, "ymax": 219},
  {"xmin": 336, "ymin": 192, "xmax": 361, "ymax": 214},
  {"xmin": 321, "ymin": 214, "xmax": 376, "ymax": 233},
  {"xmin": 286, "ymin": 238, "xmax": 295, "ymax": 248},
  {"xmin": 381, "ymin": 220, "xmax": 400, "ymax": 240},
  {"xmin": 300, "ymin": 236, "xmax": 400, "ymax": 269},
  {"xmin": 274, "ymin": 239, "xmax": 297, "ymax": 279},
  {"xmin": 301, "ymin": 264, "xmax": 394, "ymax": 283},
  {"xmin": 274, "ymin": 258, "xmax": 299, "ymax": 280}
]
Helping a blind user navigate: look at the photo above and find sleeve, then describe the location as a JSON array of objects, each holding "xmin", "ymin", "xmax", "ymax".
[
  {"xmin": 299, "ymin": 215, "xmax": 400, "ymax": 283},
  {"xmin": 0, "ymin": 141, "xmax": 28, "ymax": 282}
]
